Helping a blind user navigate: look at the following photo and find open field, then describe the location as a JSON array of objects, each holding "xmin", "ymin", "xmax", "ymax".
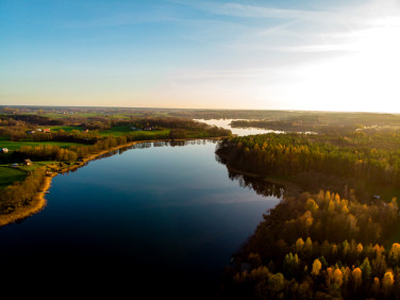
[
  {"xmin": 99, "ymin": 126, "xmax": 170, "ymax": 137},
  {"xmin": 0, "ymin": 137, "xmax": 83, "ymax": 151},
  {"xmin": 0, "ymin": 166, "xmax": 27, "ymax": 188},
  {"xmin": 48, "ymin": 125, "xmax": 83, "ymax": 131}
]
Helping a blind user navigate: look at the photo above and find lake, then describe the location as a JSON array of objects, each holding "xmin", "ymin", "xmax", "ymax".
[
  {"xmin": 194, "ymin": 118, "xmax": 285, "ymax": 136},
  {"xmin": 0, "ymin": 140, "xmax": 281, "ymax": 297}
]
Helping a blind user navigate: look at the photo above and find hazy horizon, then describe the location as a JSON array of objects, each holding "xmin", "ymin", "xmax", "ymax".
[
  {"xmin": 1, "ymin": 0, "xmax": 400, "ymax": 113},
  {"xmin": 3, "ymin": 104, "xmax": 400, "ymax": 115}
]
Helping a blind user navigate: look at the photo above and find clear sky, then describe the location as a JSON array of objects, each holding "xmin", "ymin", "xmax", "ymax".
[{"xmin": 1, "ymin": 0, "xmax": 400, "ymax": 112}]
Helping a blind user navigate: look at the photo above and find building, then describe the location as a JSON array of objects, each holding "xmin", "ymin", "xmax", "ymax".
[
  {"xmin": 24, "ymin": 159, "xmax": 33, "ymax": 166},
  {"xmin": 0, "ymin": 148, "xmax": 9, "ymax": 153}
]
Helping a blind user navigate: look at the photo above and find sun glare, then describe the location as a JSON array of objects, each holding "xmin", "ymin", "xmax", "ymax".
[{"xmin": 287, "ymin": 16, "xmax": 400, "ymax": 113}]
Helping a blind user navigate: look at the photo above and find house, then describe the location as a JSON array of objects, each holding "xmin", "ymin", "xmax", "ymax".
[
  {"xmin": 27, "ymin": 130, "xmax": 36, "ymax": 134},
  {"xmin": 24, "ymin": 159, "xmax": 33, "ymax": 166},
  {"xmin": 43, "ymin": 128, "xmax": 51, "ymax": 133},
  {"xmin": 0, "ymin": 148, "xmax": 9, "ymax": 153}
]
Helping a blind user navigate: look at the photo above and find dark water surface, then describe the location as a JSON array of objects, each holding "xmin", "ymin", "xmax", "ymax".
[{"xmin": 0, "ymin": 140, "xmax": 280, "ymax": 297}]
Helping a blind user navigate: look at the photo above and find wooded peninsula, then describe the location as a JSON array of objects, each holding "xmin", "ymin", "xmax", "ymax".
[{"xmin": 216, "ymin": 122, "xmax": 400, "ymax": 299}]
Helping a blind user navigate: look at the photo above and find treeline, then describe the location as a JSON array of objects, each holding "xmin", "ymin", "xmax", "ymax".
[
  {"xmin": 221, "ymin": 191, "xmax": 400, "ymax": 299},
  {"xmin": 230, "ymin": 112, "xmax": 400, "ymax": 135},
  {"xmin": 28, "ymin": 129, "xmax": 101, "ymax": 144},
  {"xmin": 216, "ymin": 133, "xmax": 400, "ymax": 196},
  {"xmin": 0, "ymin": 167, "xmax": 46, "ymax": 214},
  {"xmin": 14, "ymin": 136, "xmax": 131, "ymax": 162},
  {"xmin": 12, "ymin": 127, "xmax": 229, "ymax": 163},
  {"xmin": 0, "ymin": 114, "xmax": 64, "ymax": 126}
]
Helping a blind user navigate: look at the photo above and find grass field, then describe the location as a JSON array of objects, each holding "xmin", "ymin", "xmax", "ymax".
[
  {"xmin": 0, "ymin": 137, "xmax": 82, "ymax": 151},
  {"xmin": 48, "ymin": 125, "xmax": 83, "ymax": 131},
  {"xmin": 0, "ymin": 166, "xmax": 27, "ymax": 188},
  {"xmin": 99, "ymin": 126, "xmax": 170, "ymax": 137}
]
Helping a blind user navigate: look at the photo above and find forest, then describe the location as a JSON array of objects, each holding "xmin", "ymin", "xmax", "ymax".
[
  {"xmin": 221, "ymin": 190, "xmax": 399, "ymax": 299},
  {"xmin": 216, "ymin": 130, "xmax": 400, "ymax": 299},
  {"xmin": 216, "ymin": 132, "xmax": 400, "ymax": 200}
]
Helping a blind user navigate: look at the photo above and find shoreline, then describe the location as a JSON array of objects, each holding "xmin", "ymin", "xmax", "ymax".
[
  {"xmin": 0, "ymin": 136, "xmax": 228, "ymax": 226},
  {"xmin": 0, "ymin": 174, "xmax": 53, "ymax": 226},
  {"xmin": 225, "ymin": 164, "xmax": 303, "ymax": 197},
  {"xmin": 216, "ymin": 151, "xmax": 303, "ymax": 197}
]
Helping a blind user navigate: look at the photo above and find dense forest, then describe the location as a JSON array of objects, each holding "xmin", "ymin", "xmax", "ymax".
[
  {"xmin": 217, "ymin": 131, "xmax": 400, "ymax": 299},
  {"xmin": 221, "ymin": 190, "xmax": 399, "ymax": 299},
  {"xmin": 216, "ymin": 132, "xmax": 400, "ymax": 199}
]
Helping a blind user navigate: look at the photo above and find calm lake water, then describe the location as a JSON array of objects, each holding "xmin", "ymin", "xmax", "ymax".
[
  {"xmin": 194, "ymin": 118, "xmax": 285, "ymax": 136},
  {"xmin": 0, "ymin": 140, "xmax": 281, "ymax": 297}
]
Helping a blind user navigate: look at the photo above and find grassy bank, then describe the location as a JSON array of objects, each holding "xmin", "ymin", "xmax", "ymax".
[{"xmin": 0, "ymin": 166, "xmax": 27, "ymax": 188}]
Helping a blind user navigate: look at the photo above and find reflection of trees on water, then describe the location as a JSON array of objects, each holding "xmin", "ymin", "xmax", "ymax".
[
  {"xmin": 215, "ymin": 149, "xmax": 285, "ymax": 199},
  {"xmin": 93, "ymin": 139, "xmax": 219, "ymax": 159},
  {"xmin": 227, "ymin": 170, "xmax": 285, "ymax": 199},
  {"xmin": 64, "ymin": 139, "xmax": 220, "ymax": 175}
]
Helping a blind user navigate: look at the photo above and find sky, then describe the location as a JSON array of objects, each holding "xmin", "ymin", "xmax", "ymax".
[{"xmin": 1, "ymin": 0, "xmax": 400, "ymax": 113}]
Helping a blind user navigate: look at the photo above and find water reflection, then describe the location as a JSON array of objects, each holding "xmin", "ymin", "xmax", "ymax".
[
  {"xmin": 195, "ymin": 119, "xmax": 282, "ymax": 136},
  {"xmin": 88, "ymin": 139, "xmax": 218, "ymax": 162},
  {"xmin": 0, "ymin": 138, "xmax": 282, "ymax": 298},
  {"xmin": 227, "ymin": 170, "xmax": 285, "ymax": 199}
]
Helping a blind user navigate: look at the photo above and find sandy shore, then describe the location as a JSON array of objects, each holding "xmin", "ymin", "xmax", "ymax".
[{"xmin": 0, "ymin": 137, "xmax": 227, "ymax": 226}]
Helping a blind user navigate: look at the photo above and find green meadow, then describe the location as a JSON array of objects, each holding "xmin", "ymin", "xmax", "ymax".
[
  {"xmin": 99, "ymin": 126, "xmax": 170, "ymax": 137},
  {"xmin": 0, "ymin": 137, "xmax": 82, "ymax": 151},
  {"xmin": 0, "ymin": 166, "xmax": 27, "ymax": 188}
]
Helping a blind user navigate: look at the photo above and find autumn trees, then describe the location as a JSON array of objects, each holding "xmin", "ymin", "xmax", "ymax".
[
  {"xmin": 222, "ymin": 191, "xmax": 400, "ymax": 299},
  {"xmin": 0, "ymin": 167, "xmax": 46, "ymax": 214}
]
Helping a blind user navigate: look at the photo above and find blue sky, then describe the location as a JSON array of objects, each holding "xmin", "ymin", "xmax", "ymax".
[{"xmin": 1, "ymin": 0, "xmax": 400, "ymax": 112}]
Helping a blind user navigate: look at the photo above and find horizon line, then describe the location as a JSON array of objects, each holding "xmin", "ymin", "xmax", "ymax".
[{"xmin": 0, "ymin": 104, "xmax": 399, "ymax": 115}]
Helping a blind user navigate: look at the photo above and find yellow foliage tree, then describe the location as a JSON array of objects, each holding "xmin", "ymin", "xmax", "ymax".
[
  {"xmin": 389, "ymin": 243, "xmax": 400, "ymax": 264},
  {"xmin": 356, "ymin": 243, "xmax": 363, "ymax": 255},
  {"xmin": 352, "ymin": 267, "xmax": 362, "ymax": 289},
  {"xmin": 311, "ymin": 258, "xmax": 322, "ymax": 277},
  {"xmin": 382, "ymin": 270, "xmax": 394, "ymax": 298},
  {"xmin": 295, "ymin": 238, "xmax": 305, "ymax": 253},
  {"xmin": 333, "ymin": 268, "xmax": 343, "ymax": 287}
]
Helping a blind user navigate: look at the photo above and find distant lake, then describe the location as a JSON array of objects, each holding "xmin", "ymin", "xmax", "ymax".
[
  {"xmin": 195, "ymin": 119, "xmax": 285, "ymax": 136},
  {"xmin": 0, "ymin": 140, "xmax": 281, "ymax": 297}
]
